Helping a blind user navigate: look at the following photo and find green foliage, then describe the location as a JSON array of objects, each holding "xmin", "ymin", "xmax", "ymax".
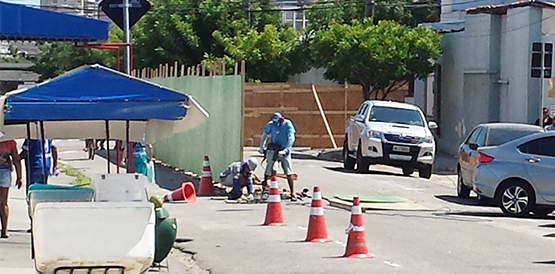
[
  {"xmin": 131, "ymin": 0, "xmax": 246, "ymax": 69},
  {"xmin": 214, "ymin": 24, "xmax": 310, "ymax": 82},
  {"xmin": 29, "ymin": 27, "xmax": 122, "ymax": 81},
  {"xmin": 305, "ymin": 0, "xmax": 439, "ymax": 33},
  {"xmin": 132, "ymin": 0, "xmax": 308, "ymax": 81},
  {"xmin": 310, "ymin": 19, "xmax": 441, "ymax": 99}
]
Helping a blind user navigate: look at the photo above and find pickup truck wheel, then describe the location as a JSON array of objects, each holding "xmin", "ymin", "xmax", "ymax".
[
  {"xmin": 343, "ymin": 140, "xmax": 355, "ymax": 171},
  {"xmin": 355, "ymin": 142, "xmax": 370, "ymax": 173},
  {"xmin": 402, "ymin": 166, "xmax": 414, "ymax": 176},
  {"xmin": 418, "ymin": 164, "xmax": 432, "ymax": 179}
]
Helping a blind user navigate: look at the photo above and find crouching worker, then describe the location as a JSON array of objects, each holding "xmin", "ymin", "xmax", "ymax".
[{"xmin": 219, "ymin": 158, "xmax": 259, "ymax": 201}]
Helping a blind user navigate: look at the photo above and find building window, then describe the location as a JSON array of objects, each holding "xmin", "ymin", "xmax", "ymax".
[{"xmin": 281, "ymin": 9, "xmax": 307, "ymax": 31}]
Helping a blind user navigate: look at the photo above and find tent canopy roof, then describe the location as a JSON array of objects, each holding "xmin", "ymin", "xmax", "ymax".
[
  {"xmin": 0, "ymin": 1, "xmax": 108, "ymax": 42},
  {"xmin": 5, "ymin": 64, "xmax": 191, "ymax": 121}
]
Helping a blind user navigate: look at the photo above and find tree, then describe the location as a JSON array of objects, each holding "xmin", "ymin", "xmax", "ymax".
[
  {"xmin": 309, "ymin": 20, "xmax": 441, "ymax": 100},
  {"xmin": 305, "ymin": 0, "xmax": 439, "ymax": 33},
  {"xmin": 214, "ymin": 24, "xmax": 310, "ymax": 82},
  {"xmin": 132, "ymin": 0, "xmax": 309, "ymax": 81},
  {"xmin": 29, "ymin": 27, "xmax": 123, "ymax": 81}
]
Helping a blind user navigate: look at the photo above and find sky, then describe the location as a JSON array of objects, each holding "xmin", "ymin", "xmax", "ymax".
[{"xmin": 2, "ymin": 0, "xmax": 40, "ymax": 7}]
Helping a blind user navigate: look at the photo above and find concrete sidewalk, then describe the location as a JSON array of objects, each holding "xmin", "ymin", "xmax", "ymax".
[{"xmin": 0, "ymin": 139, "xmax": 202, "ymax": 274}]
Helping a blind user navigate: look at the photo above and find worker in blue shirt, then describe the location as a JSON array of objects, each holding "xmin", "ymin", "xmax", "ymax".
[{"xmin": 258, "ymin": 112, "xmax": 297, "ymax": 201}]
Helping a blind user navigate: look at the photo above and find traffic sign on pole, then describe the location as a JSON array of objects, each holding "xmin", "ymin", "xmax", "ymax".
[{"xmin": 99, "ymin": 0, "xmax": 151, "ymax": 31}]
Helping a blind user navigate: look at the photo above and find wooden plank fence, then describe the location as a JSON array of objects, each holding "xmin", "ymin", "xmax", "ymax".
[
  {"xmin": 141, "ymin": 61, "xmax": 409, "ymax": 148},
  {"xmin": 243, "ymin": 83, "xmax": 408, "ymax": 148}
]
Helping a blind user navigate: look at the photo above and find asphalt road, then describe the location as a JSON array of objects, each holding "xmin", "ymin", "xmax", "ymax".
[
  {"xmin": 4, "ymin": 141, "xmax": 555, "ymax": 274},
  {"xmin": 162, "ymin": 148, "xmax": 555, "ymax": 274}
]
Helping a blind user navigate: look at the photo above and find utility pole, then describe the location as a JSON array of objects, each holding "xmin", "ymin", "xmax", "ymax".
[
  {"xmin": 122, "ymin": 0, "xmax": 131, "ymax": 75},
  {"xmin": 365, "ymin": 0, "xmax": 375, "ymax": 21},
  {"xmin": 242, "ymin": 0, "xmax": 250, "ymax": 25}
]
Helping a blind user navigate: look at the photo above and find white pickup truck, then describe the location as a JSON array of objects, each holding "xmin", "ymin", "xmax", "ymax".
[{"xmin": 343, "ymin": 100, "xmax": 438, "ymax": 178}]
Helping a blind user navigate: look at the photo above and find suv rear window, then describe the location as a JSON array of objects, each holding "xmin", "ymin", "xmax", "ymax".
[
  {"xmin": 368, "ymin": 106, "xmax": 424, "ymax": 127},
  {"xmin": 487, "ymin": 128, "xmax": 543, "ymax": 146}
]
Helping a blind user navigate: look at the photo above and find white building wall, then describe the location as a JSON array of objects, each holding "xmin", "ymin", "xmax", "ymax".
[
  {"xmin": 437, "ymin": 32, "xmax": 466, "ymax": 154},
  {"xmin": 435, "ymin": 6, "xmax": 553, "ymax": 155},
  {"xmin": 502, "ymin": 7, "xmax": 542, "ymax": 123}
]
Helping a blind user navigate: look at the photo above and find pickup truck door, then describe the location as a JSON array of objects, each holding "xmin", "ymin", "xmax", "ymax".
[{"xmin": 352, "ymin": 104, "xmax": 369, "ymax": 151}]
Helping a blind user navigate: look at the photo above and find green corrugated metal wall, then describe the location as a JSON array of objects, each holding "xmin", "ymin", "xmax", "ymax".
[{"xmin": 148, "ymin": 76, "xmax": 242, "ymax": 177}]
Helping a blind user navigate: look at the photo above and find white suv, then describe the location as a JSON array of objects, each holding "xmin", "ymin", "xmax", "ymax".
[{"xmin": 343, "ymin": 100, "xmax": 438, "ymax": 178}]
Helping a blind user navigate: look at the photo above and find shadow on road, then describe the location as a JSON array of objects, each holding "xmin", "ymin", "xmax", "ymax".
[
  {"xmin": 323, "ymin": 166, "xmax": 403, "ymax": 177},
  {"xmin": 435, "ymin": 195, "xmax": 480, "ymax": 206},
  {"xmin": 533, "ymin": 260, "xmax": 555, "ymax": 265},
  {"xmin": 249, "ymin": 152, "xmax": 337, "ymax": 162},
  {"xmin": 439, "ymin": 210, "xmax": 555, "ymax": 220}
]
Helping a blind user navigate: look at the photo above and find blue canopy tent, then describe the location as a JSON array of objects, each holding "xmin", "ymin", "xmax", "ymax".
[
  {"xmin": 2, "ymin": 64, "xmax": 209, "ymax": 173},
  {"xmin": 4, "ymin": 64, "xmax": 190, "ymax": 121},
  {"xmin": 0, "ymin": 1, "xmax": 108, "ymax": 41}
]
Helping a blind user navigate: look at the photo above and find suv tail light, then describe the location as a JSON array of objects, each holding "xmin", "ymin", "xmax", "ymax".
[{"xmin": 478, "ymin": 152, "xmax": 494, "ymax": 163}]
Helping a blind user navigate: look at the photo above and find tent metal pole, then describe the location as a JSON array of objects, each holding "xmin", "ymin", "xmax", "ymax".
[
  {"xmin": 105, "ymin": 120, "xmax": 111, "ymax": 174},
  {"xmin": 126, "ymin": 121, "xmax": 130, "ymax": 173},
  {"xmin": 25, "ymin": 122, "xmax": 31, "ymax": 189},
  {"xmin": 39, "ymin": 121, "xmax": 47, "ymax": 181}
]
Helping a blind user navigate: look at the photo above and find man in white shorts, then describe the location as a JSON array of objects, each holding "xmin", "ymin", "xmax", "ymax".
[{"xmin": 258, "ymin": 112, "xmax": 297, "ymax": 201}]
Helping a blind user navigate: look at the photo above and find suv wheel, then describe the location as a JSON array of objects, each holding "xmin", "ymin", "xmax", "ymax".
[
  {"xmin": 418, "ymin": 164, "xmax": 432, "ymax": 179},
  {"xmin": 343, "ymin": 139, "xmax": 355, "ymax": 171},
  {"xmin": 402, "ymin": 166, "xmax": 413, "ymax": 176},
  {"xmin": 457, "ymin": 168, "xmax": 471, "ymax": 198},
  {"xmin": 499, "ymin": 180, "xmax": 535, "ymax": 217},
  {"xmin": 355, "ymin": 141, "xmax": 369, "ymax": 173}
]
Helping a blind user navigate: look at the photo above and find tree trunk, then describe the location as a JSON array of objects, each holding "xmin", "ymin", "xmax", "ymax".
[{"xmin": 361, "ymin": 82, "xmax": 370, "ymax": 102}]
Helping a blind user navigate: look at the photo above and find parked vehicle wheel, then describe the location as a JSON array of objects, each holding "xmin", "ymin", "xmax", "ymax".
[
  {"xmin": 533, "ymin": 206, "xmax": 555, "ymax": 216},
  {"xmin": 402, "ymin": 166, "xmax": 413, "ymax": 176},
  {"xmin": 499, "ymin": 180, "xmax": 535, "ymax": 217},
  {"xmin": 343, "ymin": 139, "xmax": 355, "ymax": 171},
  {"xmin": 355, "ymin": 141, "xmax": 370, "ymax": 173},
  {"xmin": 457, "ymin": 168, "xmax": 471, "ymax": 198},
  {"xmin": 418, "ymin": 164, "xmax": 432, "ymax": 179}
]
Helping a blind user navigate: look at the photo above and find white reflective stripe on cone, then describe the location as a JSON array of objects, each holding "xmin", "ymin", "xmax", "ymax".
[
  {"xmin": 267, "ymin": 195, "xmax": 281, "ymax": 202},
  {"xmin": 310, "ymin": 207, "xmax": 324, "ymax": 216},
  {"xmin": 345, "ymin": 223, "xmax": 364, "ymax": 234},
  {"xmin": 166, "ymin": 193, "xmax": 173, "ymax": 202},
  {"xmin": 202, "ymin": 171, "xmax": 212, "ymax": 177},
  {"xmin": 203, "ymin": 161, "xmax": 210, "ymax": 166},
  {"xmin": 351, "ymin": 205, "xmax": 362, "ymax": 215},
  {"xmin": 270, "ymin": 181, "xmax": 279, "ymax": 188},
  {"xmin": 312, "ymin": 191, "xmax": 322, "ymax": 200}
]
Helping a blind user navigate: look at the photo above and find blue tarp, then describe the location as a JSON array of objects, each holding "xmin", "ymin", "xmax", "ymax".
[
  {"xmin": 0, "ymin": 1, "xmax": 108, "ymax": 41},
  {"xmin": 4, "ymin": 64, "xmax": 190, "ymax": 121}
]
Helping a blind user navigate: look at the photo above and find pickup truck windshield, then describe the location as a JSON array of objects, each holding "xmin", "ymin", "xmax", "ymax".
[{"xmin": 368, "ymin": 106, "xmax": 425, "ymax": 127}]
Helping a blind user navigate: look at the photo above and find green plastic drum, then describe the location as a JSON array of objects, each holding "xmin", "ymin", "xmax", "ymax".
[{"xmin": 154, "ymin": 207, "xmax": 177, "ymax": 263}]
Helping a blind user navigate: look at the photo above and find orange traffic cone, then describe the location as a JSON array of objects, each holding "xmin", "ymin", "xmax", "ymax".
[
  {"xmin": 163, "ymin": 181, "xmax": 197, "ymax": 203},
  {"xmin": 263, "ymin": 176, "xmax": 285, "ymax": 226},
  {"xmin": 305, "ymin": 186, "xmax": 330, "ymax": 242},
  {"xmin": 343, "ymin": 196, "xmax": 373, "ymax": 258},
  {"xmin": 197, "ymin": 156, "xmax": 215, "ymax": 196}
]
